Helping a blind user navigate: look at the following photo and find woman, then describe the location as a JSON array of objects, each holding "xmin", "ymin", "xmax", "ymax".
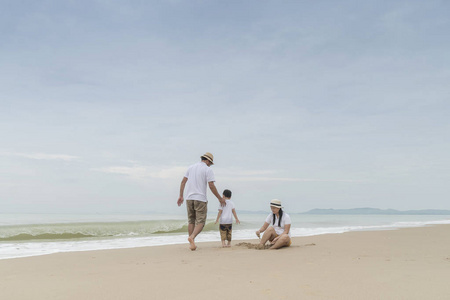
[{"xmin": 255, "ymin": 199, "xmax": 291, "ymax": 249}]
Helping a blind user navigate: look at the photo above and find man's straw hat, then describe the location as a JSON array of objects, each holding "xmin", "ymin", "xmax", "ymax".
[{"xmin": 201, "ymin": 152, "xmax": 214, "ymax": 164}]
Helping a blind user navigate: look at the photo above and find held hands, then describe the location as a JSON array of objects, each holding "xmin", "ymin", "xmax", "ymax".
[
  {"xmin": 256, "ymin": 230, "xmax": 261, "ymax": 238},
  {"xmin": 219, "ymin": 196, "xmax": 226, "ymax": 207},
  {"xmin": 177, "ymin": 196, "xmax": 184, "ymax": 207},
  {"xmin": 236, "ymin": 219, "xmax": 240, "ymax": 225}
]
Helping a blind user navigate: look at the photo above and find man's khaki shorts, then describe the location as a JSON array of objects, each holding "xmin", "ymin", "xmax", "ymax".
[{"xmin": 186, "ymin": 200, "xmax": 208, "ymax": 225}]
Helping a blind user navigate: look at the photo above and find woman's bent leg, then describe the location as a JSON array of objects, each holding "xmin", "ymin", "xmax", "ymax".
[
  {"xmin": 260, "ymin": 227, "xmax": 276, "ymax": 246},
  {"xmin": 269, "ymin": 234, "xmax": 290, "ymax": 250}
]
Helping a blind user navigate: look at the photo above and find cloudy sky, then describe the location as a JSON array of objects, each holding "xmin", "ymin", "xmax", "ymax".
[{"xmin": 1, "ymin": 0, "xmax": 449, "ymax": 214}]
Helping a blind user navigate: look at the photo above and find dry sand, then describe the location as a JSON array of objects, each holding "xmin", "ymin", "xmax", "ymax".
[{"xmin": 1, "ymin": 225, "xmax": 450, "ymax": 300}]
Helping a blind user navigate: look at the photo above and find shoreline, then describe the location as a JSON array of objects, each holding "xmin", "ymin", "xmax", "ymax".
[
  {"xmin": 1, "ymin": 225, "xmax": 450, "ymax": 299},
  {"xmin": 2, "ymin": 213, "xmax": 450, "ymax": 261},
  {"xmin": 2, "ymin": 215, "xmax": 450, "ymax": 261}
]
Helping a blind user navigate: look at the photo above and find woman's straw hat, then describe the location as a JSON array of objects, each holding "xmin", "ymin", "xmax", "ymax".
[
  {"xmin": 201, "ymin": 152, "xmax": 214, "ymax": 164},
  {"xmin": 270, "ymin": 199, "xmax": 283, "ymax": 208}
]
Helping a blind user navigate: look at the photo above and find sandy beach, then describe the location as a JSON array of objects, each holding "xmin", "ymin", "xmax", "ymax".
[{"xmin": 1, "ymin": 225, "xmax": 449, "ymax": 300}]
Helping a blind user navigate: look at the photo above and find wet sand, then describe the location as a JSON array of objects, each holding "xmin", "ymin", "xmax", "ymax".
[{"xmin": 1, "ymin": 225, "xmax": 449, "ymax": 299}]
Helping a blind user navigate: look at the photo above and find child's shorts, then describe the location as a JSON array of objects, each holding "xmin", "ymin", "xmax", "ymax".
[{"xmin": 219, "ymin": 224, "xmax": 232, "ymax": 241}]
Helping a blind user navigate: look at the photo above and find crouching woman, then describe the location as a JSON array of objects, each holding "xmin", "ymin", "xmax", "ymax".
[{"xmin": 255, "ymin": 199, "xmax": 292, "ymax": 250}]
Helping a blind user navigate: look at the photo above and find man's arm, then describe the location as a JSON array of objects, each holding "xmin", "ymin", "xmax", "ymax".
[
  {"xmin": 177, "ymin": 177, "xmax": 188, "ymax": 206},
  {"xmin": 208, "ymin": 181, "xmax": 225, "ymax": 206}
]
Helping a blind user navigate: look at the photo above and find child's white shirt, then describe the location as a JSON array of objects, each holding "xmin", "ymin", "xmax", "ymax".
[{"xmin": 218, "ymin": 199, "xmax": 235, "ymax": 224}]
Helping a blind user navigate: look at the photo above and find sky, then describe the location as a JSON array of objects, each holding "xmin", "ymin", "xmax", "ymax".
[{"xmin": 1, "ymin": 0, "xmax": 449, "ymax": 214}]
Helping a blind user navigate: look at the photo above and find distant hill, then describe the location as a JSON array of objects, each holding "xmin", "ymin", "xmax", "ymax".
[
  {"xmin": 301, "ymin": 208, "xmax": 450, "ymax": 215},
  {"xmin": 236, "ymin": 210, "xmax": 267, "ymax": 214}
]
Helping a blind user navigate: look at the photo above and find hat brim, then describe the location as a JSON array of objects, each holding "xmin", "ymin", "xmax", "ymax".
[
  {"xmin": 201, "ymin": 156, "xmax": 214, "ymax": 164},
  {"xmin": 270, "ymin": 204, "xmax": 283, "ymax": 208}
]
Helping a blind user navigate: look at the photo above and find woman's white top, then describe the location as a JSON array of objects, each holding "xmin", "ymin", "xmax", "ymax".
[{"xmin": 265, "ymin": 212, "xmax": 291, "ymax": 237}]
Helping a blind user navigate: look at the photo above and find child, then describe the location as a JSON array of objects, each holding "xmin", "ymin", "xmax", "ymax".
[{"xmin": 215, "ymin": 189, "xmax": 240, "ymax": 247}]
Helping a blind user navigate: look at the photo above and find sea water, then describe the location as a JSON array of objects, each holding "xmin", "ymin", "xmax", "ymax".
[{"xmin": 1, "ymin": 212, "xmax": 449, "ymax": 260}]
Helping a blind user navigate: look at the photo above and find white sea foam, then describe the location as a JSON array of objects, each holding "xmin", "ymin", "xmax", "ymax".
[{"xmin": 1, "ymin": 213, "xmax": 449, "ymax": 260}]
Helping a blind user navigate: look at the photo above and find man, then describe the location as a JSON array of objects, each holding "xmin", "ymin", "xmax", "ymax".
[{"xmin": 177, "ymin": 152, "xmax": 225, "ymax": 251}]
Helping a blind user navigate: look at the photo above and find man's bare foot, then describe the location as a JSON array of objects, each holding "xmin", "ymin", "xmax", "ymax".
[
  {"xmin": 257, "ymin": 244, "xmax": 265, "ymax": 250},
  {"xmin": 188, "ymin": 237, "xmax": 197, "ymax": 251}
]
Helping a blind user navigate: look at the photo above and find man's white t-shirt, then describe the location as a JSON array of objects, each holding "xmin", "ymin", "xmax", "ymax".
[
  {"xmin": 218, "ymin": 199, "xmax": 235, "ymax": 224},
  {"xmin": 184, "ymin": 161, "xmax": 215, "ymax": 202},
  {"xmin": 265, "ymin": 212, "xmax": 291, "ymax": 237}
]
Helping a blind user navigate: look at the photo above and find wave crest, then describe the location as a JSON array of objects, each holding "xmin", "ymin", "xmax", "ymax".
[{"xmin": 0, "ymin": 220, "xmax": 220, "ymax": 242}]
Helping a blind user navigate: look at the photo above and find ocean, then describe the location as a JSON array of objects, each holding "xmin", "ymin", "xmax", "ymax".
[{"xmin": 1, "ymin": 212, "xmax": 449, "ymax": 260}]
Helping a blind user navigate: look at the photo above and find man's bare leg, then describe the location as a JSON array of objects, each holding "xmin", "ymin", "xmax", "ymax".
[
  {"xmin": 188, "ymin": 224, "xmax": 195, "ymax": 236},
  {"xmin": 188, "ymin": 223, "xmax": 204, "ymax": 251}
]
